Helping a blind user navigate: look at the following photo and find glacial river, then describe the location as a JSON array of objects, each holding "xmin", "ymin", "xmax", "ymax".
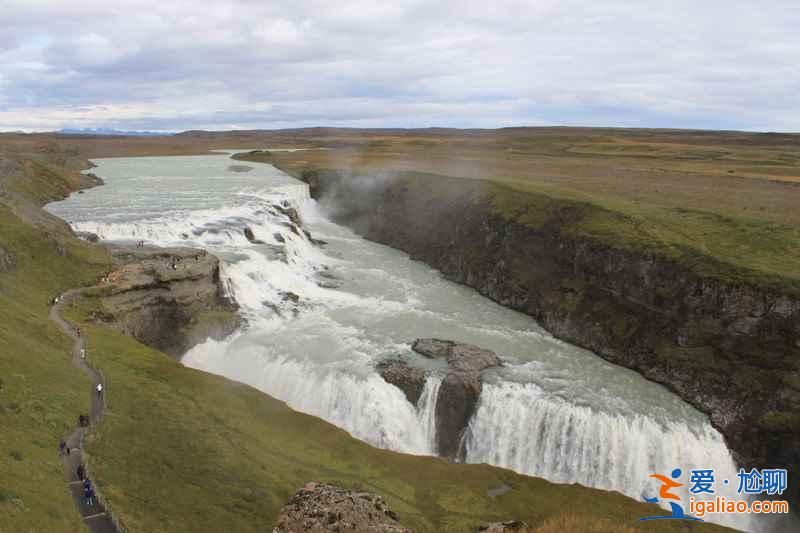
[{"xmin": 47, "ymin": 152, "xmax": 757, "ymax": 531}]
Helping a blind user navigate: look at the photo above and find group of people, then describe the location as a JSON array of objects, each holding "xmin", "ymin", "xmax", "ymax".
[
  {"xmin": 52, "ymin": 291, "xmax": 105, "ymax": 513},
  {"xmin": 61, "ymin": 445, "xmax": 97, "ymax": 507},
  {"xmin": 136, "ymin": 240, "xmax": 145, "ymax": 248},
  {"xmin": 76, "ymin": 465, "xmax": 94, "ymax": 501},
  {"xmin": 82, "ymin": 476, "xmax": 96, "ymax": 507}
]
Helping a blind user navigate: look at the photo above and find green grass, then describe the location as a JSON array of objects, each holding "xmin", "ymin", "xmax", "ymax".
[
  {"xmin": 0, "ymin": 203, "xmax": 109, "ymax": 533},
  {"xmin": 326, "ymin": 166, "xmax": 800, "ymax": 295},
  {"xmin": 60, "ymin": 295, "xmax": 728, "ymax": 533}
]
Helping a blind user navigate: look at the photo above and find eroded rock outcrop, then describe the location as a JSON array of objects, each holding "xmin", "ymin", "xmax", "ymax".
[
  {"xmin": 413, "ymin": 339, "xmax": 500, "ymax": 459},
  {"xmin": 378, "ymin": 339, "xmax": 500, "ymax": 459},
  {"xmin": 89, "ymin": 245, "xmax": 239, "ymax": 357},
  {"xmin": 272, "ymin": 482, "xmax": 412, "ymax": 533},
  {"xmin": 376, "ymin": 359, "xmax": 427, "ymax": 405}
]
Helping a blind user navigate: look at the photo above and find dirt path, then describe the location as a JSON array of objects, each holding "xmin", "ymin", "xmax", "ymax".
[{"xmin": 51, "ymin": 289, "xmax": 118, "ymax": 533}]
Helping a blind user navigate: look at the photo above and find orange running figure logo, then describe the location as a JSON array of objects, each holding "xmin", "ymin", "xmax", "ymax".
[{"xmin": 639, "ymin": 468, "xmax": 703, "ymax": 522}]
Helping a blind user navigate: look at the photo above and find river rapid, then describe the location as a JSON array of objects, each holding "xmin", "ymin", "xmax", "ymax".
[{"xmin": 47, "ymin": 152, "xmax": 758, "ymax": 531}]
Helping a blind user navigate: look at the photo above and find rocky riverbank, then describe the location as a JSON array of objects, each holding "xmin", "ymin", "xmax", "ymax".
[
  {"xmin": 292, "ymin": 166, "xmax": 800, "ymax": 505},
  {"xmin": 86, "ymin": 244, "xmax": 239, "ymax": 357}
]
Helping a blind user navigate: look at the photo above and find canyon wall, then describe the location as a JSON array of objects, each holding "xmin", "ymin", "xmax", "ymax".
[{"xmin": 298, "ymin": 168, "xmax": 800, "ymax": 502}]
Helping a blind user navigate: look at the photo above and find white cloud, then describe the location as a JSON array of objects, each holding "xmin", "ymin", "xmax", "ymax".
[{"xmin": 0, "ymin": 0, "xmax": 798, "ymax": 131}]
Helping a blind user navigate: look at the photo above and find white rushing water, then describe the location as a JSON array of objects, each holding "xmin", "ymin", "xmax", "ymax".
[{"xmin": 46, "ymin": 152, "xmax": 761, "ymax": 531}]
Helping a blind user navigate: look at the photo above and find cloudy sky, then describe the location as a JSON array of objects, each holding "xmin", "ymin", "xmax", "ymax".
[{"xmin": 1, "ymin": 0, "xmax": 798, "ymax": 132}]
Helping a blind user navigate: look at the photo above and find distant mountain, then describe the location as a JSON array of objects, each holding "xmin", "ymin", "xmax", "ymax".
[{"xmin": 57, "ymin": 127, "xmax": 174, "ymax": 137}]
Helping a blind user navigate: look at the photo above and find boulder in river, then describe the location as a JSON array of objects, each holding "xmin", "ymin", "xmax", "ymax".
[
  {"xmin": 273, "ymin": 482, "xmax": 412, "ymax": 533},
  {"xmin": 376, "ymin": 359, "xmax": 427, "ymax": 405},
  {"xmin": 415, "ymin": 339, "xmax": 500, "ymax": 458},
  {"xmin": 274, "ymin": 204, "xmax": 302, "ymax": 226},
  {"xmin": 379, "ymin": 339, "xmax": 501, "ymax": 460},
  {"xmin": 243, "ymin": 226, "xmax": 266, "ymax": 244},
  {"xmin": 411, "ymin": 338, "xmax": 499, "ymax": 374}
]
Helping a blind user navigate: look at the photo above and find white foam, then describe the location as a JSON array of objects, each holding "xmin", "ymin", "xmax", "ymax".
[{"xmin": 465, "ymin": 381, "xmax": 755, "ymax": 531}]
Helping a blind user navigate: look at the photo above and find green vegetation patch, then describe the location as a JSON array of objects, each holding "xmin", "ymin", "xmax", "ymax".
[
  {"xmin": 0, "ymin": 204, "xmax": 109, "ymax": 533},
  {"xmin": 483, "ymin": 179, "xmax": 800, "ymax": 296},
  {"xmin": 58, "ymin": 294, "xmax": 728, "ymax": 533}
]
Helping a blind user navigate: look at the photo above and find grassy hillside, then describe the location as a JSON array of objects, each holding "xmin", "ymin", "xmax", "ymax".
[
  {"xmin": 0, "ymin": 164, "xmax": 109, "ymax": 531},
  {"xmin": 0, "ymin": 139, "xmax": 735, "ymax": 531},
  {"xmin": 65, "ymin": 298, "xmax": 729, "ymax": 532},
  {"xmin": 255, "ymin": 131, "xmax": 800, "ymax": 296}
]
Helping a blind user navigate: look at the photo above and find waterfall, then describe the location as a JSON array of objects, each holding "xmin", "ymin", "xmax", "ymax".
[
  {"xmin": 416, "ymin": 375, "xmax": 443, "ymax": 454},
  {"xmin": 57, "ymin": 154, "xmax": 766, "ymax": 533},
  {"xmin": 464, "ymin": 381, "xmax": 756, "ymax": 531},
  {"xmin": 184, "ymin": 338, "xmax": 433, "ymax": 455}
]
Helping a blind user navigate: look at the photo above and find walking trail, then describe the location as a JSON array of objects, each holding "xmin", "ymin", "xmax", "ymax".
[{"xmin": 51, "ymin": 289, "xmax": 118, "ymax": 533}]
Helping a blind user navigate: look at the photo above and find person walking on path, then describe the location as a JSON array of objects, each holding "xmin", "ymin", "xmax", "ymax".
[
  {"xmin": 59, "ymin": 440, "xmax": 67, "ymax": 456},
  {"xmin": 52, "ymin": 288, "xmax": 118, "ymax": 532}
]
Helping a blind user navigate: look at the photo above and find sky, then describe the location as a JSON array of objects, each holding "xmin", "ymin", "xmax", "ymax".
[{"xmin": 0, "ymin": 0, "xmax": 798, "ymax": 132}]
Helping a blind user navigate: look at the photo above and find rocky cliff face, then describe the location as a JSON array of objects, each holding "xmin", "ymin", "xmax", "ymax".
[
  {"xmin": 272, "ymin": 482, "xmax": 411, "ymax": 533},
  {"xmin": 379, "ymin": 339, "xmax": 500, "ymax": 459},
  {"xmin": 301, "ymin": 168, "xmax": 800, "ymax": 501},
  {"xmin": 89, "ymin": 245, "xmax": 239, "ymax": 357}
]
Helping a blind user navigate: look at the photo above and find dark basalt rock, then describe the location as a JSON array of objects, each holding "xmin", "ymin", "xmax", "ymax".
[
  {"xmin": 243, "ymin": 226, "xmax": 266, "ymax": 244},
  {"xmin": 281, "ymin": 291, "xmax": 301, "ymax": 303},
  {"xmin": 273, "ymin": 482, "xmax": 412, "ymax": 533},
  {"xmin": 415, "ymin": 339, "xmax": 500, "ymax": 459}
]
